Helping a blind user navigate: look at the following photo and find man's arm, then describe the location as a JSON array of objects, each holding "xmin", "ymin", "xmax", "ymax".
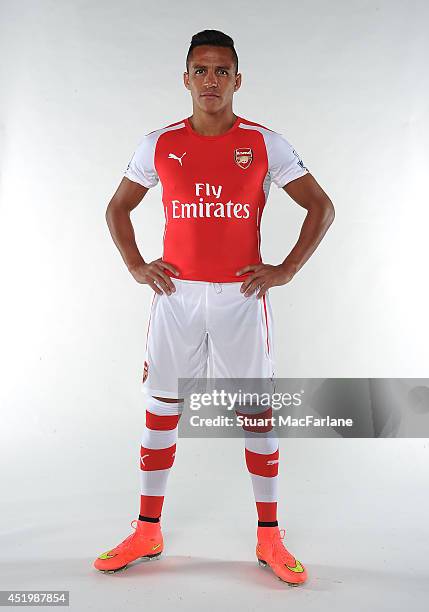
[
  {"xmin": 236, "ymin": 173, "xmax": 335, "ymax": 298},
  {"xmin": 280, "ymin": 172, "xmax": 335, "ymax": 275},
  {"xmin": 106, "ymin": 177, "xmax": 178, "ymax": 295}
]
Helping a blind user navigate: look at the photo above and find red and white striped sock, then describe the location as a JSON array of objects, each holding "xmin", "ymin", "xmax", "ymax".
[
  {"xmin": 138, "ymin": 397, "xmax": 183, "ymax": 523},
  {"xmin": 237, "ymin": 405, "xmax": 280, "ymax": 526}
]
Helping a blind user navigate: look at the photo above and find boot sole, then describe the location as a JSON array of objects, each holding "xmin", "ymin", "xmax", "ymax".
[{"xmin": 99, "ymin": 552, "xmax": 162, "ymax": 574}]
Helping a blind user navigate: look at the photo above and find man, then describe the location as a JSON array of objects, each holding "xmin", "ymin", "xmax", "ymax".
[{"xmin": 94, "ymin": 30, "xmax": 334, "ymax": 585}]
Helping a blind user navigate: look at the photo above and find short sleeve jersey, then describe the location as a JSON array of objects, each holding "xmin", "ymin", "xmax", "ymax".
[{"xmin": 124, "ymin": 116, "xmax": 309, "ymax": 282}]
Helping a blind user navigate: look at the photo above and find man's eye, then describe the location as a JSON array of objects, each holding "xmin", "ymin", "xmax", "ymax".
[
  {"xmin": 218, "ymin": 70, "xmax": 228, "ymax": 75},
  {"xmin": 195, "ymin": 69, "xmax": 204, "ymax": 74}
]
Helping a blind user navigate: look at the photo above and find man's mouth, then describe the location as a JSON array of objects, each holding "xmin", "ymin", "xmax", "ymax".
[{"xmin": 201, "ymin": 93, "xmax": 220, "ymax": 98}]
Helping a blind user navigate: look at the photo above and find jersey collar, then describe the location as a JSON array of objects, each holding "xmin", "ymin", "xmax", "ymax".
[{"xmin": 184, "ymin": 115, "xmax": 241, "ymax": 140}]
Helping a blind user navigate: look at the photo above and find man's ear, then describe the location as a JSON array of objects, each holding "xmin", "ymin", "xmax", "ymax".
[
  {"xmin": 183, "ymin": 72, "xmax": 190, "ymax": 90},
  {"xmin": 234, "ymin": 73, "xmax": 242, "ymax": 92}
]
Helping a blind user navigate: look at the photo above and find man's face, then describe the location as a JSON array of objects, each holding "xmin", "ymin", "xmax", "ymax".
[{"xmin": 184, "ymin": 45, "xmax": 241, "ymax": 114}]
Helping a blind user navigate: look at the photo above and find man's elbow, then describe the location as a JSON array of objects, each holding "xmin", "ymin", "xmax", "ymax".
[
  {"xmin": 105, "ymin": 201, "xmax": 112, "ymax": 227},
  {"xmin": 105, "ymin": 199, "xmax": 118, "ymax": 228},
  {"xmin": 321, "ymin": 197, "xmax": 335, "ymax": 227}
]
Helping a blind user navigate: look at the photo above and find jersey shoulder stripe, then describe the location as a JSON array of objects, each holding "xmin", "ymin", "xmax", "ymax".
[
  {"xmin": 124, "ymin": 121, "xmax": 185, "ymax": 188},
  {"xmin": 146, "ymin": 119, "xmax": 185, "ymax": 137},
  {"xmin": 238, "ymin": 119, "xmax": 309, "ymax": 188},
  {"xmin": 237, "ymin": 117, "xmax": 275, "ymax": 132}
]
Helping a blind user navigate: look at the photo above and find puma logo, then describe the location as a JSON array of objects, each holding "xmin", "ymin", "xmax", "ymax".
[{"xmin": 168, "ymin": 152, "xmax": 186, "ymax": 166}]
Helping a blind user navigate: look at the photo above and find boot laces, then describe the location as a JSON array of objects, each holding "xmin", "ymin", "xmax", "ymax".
[
  {"xmin": 111, "ymin": 519, "xmax": 138, "ymax": 554},
  {"xmin": 271, "ymin": 528, "xmax": 295, "ymax": 565}
]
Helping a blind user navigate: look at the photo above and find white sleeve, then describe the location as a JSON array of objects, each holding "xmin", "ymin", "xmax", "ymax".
[
  {"xmin": 124, "ymin": 133, "xmax": 159, "ymax": 188},
  {"xmin": 267, "ymin": 132, "xmax": 309, "ymax": 188}
]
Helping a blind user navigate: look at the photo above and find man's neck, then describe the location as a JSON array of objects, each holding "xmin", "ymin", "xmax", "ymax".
[{"xmin": 188, "ymin": 109, "xmax": 237, "ymax": 136}]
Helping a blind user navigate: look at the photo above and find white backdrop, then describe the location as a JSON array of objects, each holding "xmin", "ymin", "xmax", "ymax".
[{"xmin": 1, "ymin": 1, "xmax": 428, "ymax": 610}]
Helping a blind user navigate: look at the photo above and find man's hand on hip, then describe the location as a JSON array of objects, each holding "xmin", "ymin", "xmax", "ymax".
[
  {"xmin": 129, "ymin": 257, "xmax": 179, "ymax": 295},
  {"xmin": 235, "ymin": 263, "xmax": 297, "ymax": 299}
]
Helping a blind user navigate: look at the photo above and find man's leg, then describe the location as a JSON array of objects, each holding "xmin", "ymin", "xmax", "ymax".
[
  {"xmin": 93, "ymin": 394, "xmax": 183, "ymax": 573},
  {"xmin": 94, "ymin": 280, "xmax": 207, "ymax": 573},
  {"xmin": 235, "ymin": 402, "xmax": 307, "ymax": 585},
  {"xmin": 237, "ymin": 406, "xmax": 279, "ymax": 527},
  {"xmin": 138, "ymin": 396, "xmax": 183, "ymax": 523},
  {"xmin": 139, "ymin": 282, "xmax": 206, "ymax": 521},
  {"xmin": 207, "ymin": 283, "xmax": 307, "ymax": 584},
  {"xmin": 207, "ymin": 283, "xmax": 280, "ymax": 524}
]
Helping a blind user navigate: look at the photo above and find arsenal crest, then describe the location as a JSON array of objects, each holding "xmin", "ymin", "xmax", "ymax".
[{"xmin": 234, "ymin": 148, "xmax": 253, "ymax": 169}]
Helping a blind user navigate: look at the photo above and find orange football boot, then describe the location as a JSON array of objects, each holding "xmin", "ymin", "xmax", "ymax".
[
  {"xmin": 93, "ymin": 519, "xmax": 163, "ymax": 573},
  {"xmin": 256, "ymin": 526, "xmax": 307, "ymax": 585}
]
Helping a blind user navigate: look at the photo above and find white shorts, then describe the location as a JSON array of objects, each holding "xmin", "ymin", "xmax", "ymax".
[{"xmin": 141, "ymin": 279, "xmax": 276, "ymax": 399}]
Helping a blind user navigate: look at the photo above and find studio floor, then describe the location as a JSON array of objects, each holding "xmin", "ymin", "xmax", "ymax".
[{"xmin": 2, "ymin": 439, "xmax": 428, "ymax": 611}]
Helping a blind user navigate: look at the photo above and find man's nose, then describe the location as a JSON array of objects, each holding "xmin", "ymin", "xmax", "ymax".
[{"xmin": 204, "ymin": 70, "xmax": 218, "ymax": 87}]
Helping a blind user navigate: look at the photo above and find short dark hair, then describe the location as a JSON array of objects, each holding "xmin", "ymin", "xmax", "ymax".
[{"xmin": 186, "ymin": 30, "xmax": 239, "ymax": 74}]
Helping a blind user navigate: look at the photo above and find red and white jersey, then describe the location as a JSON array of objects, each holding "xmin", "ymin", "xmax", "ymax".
[{"xmin": 124, "ymin": 116, "xmax": 309, "ymax": 282}]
